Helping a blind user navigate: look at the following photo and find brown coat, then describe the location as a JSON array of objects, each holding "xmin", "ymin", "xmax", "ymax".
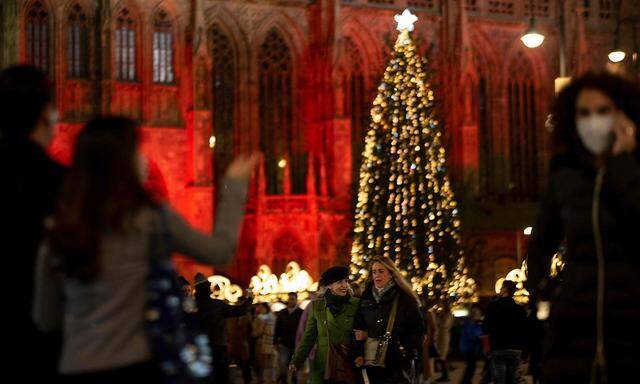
[{"xmin": 227, "ymin": 314, "xmax": 252, "ymax": 361}]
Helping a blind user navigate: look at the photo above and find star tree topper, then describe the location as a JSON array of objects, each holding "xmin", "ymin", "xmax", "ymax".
[{"xmin": 395, "ymin": 9, "xmax": 418, "ymax": 32}]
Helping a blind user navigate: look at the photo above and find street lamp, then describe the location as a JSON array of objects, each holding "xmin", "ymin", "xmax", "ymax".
[
  {"xmin": 609, "ymin": 7, "xmax": 626, "ymax": 64},
  {"xmin": 521, "ymin": 27, "xmax": 545, "ymax": 48},
  {"xmin": 608, "ymin": 49, "xmax": 627, "ymax": 63},
  {"xmin": 522, "ymin": 0, "xmax": 570, "ymax": 85},
  {"xmin": 521, "ymin": 0, "xmax": 545, "ymax": 48},
  {"xmin": 521, "ymin": 19, "xmax": 545, "ymax": 48}
]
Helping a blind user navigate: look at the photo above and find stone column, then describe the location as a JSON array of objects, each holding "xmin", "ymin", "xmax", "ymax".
[{"xmin": 0, "ymin": 0, "xmax": 19, "ymax": 69}]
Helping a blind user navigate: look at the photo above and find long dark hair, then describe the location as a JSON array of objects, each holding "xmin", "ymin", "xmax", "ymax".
[
  {"xmin": 552, "ymin": 72, "xmax": 640, "ymax": 159},
  {"xmin": 49, "ymin": 116, "xmax": 156, "ymax": 281}
]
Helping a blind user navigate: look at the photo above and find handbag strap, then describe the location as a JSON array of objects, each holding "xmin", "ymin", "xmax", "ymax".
[{"xmin": 384, "ymin": 295, "xmax": 400, "ymax": 338}]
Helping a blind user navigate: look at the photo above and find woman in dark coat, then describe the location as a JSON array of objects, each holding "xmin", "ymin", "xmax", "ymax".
[
  {"xmin": 527, "ymin": 72, "xmax": 640, "ymax": 383},
  {"xmin": 353, "ymin": 256, "xmax": 425, "ymax": 384}
]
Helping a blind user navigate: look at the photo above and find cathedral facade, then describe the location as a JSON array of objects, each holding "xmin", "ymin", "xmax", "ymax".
[{"xmin": 0, "ymin": 0, "xmax": 626, "ymax": 295}]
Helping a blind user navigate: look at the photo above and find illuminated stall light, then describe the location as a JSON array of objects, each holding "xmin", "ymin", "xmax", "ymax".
[{"xmin": 249, "ymin": 261, "xmax": 318, "ymax": 303}]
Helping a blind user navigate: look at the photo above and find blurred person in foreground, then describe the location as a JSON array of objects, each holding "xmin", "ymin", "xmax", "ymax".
[
  {"xmin": 526, "ymin": 72, "xmax": 640, "ymax": 383},
  {"xmin": 32, "ymin": 116, "xmax": 255, "ymax": 382},
  {"xmin": 0, "ymin": 65, "xmax": 63, "ymax": 380}
]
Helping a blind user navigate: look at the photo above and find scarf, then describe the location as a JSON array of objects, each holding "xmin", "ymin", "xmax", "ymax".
[
  {"xmin": 372, "ymin": 280, "xmax": 396, "ymax": 303},
  {"xmin": 325, "ymin": 291, "xmax": 351, "ymax": 315}
]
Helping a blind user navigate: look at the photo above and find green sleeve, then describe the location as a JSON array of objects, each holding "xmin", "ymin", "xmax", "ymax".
[{"xmin": 291, "ymin": 303, "xmax": 319, "ymax": 368}]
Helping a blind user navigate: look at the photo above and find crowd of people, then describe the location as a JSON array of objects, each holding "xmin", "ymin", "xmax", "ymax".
[
  {"xmin": 2, "ymin": 63, "xmax": 640, "ymax": 384},
  {"xmin": 183, "ymin": 260, "xmax": 539, "ymax": 384}
]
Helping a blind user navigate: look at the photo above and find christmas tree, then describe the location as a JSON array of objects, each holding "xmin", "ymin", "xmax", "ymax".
[{"xmin": 349, "ymin": 10, "xmax": 476, "ymax": 305}]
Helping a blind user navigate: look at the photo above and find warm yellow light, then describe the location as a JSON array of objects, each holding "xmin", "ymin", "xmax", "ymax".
[
  {"xmin": 554, "ymin": 77, "xmax": 571, "ymax": 94},
  {"xmin": 608, "ymin": 50, "xmax": 626, "ymax": 63},
  {"xmin": 524, "ymin": 227, "xmax": 533, "ymax": 236},
  {"xmin": 494, "ymin": 268, "xmax": 530, "ymax": 305},
  {"xmin": 521, "ymin": 31, "xmax": 545, "ymax": 48},
  {"xmin": 207, "ymin": 275, "xmax": 243, "ymax": 303},
  {"xmin": 550, "ymin": 253, "xmax": 565, "ymax": 277},
  {"xmin": 278, "ymin": 158, "xmax": 287, "ymax": 168},
  {"xmin": 249, "ymin": 262, "xmax": 318, "ymax": 303},
  {"xmin": 209, "ymin": 135, "xmax": 216, "ymax": 149},
  {"xmin": 452, "ymin": 307, "xmax": 469, "ymax": 318}
]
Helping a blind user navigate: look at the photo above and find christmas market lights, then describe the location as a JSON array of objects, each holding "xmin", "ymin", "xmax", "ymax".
[{"xmin": 249, "ymin": 261, "xmax": 318, "ymax": 303}]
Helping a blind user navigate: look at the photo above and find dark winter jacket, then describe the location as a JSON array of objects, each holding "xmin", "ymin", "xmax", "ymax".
[
  {"xmin": 526, "ymin": 153, "xmax": 640, "ymax": 381},
  {"xmin": 274, "ymin": 307, "xmax": 303, "ymax": 349},
  {"xmin": 482, "ymin": 296, "xmax": 527, "ymax": 351},
  {"xmin": 353, "ymin": 283, "xmax": 425, "ymax": 368},
  {"xmin": 195, "ymin": 284, "xmax": 252, "ymax": 346},
  {"xmin": 0, "ymin": 138, "xmax": 64, "ymax": 374},
  {"xmin": 459, "ymin": 318, "xmax": 484, "ymax": 355}
]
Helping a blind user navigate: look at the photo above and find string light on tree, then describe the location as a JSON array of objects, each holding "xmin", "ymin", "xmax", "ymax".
[
  {"xmin": 209, "ymin": 135, "xmax": 216, "ymax": 149},
  {"xmin": 278, "ymin": 158, "xmax": 287, "ymax": 168},
  {"xmin": 349, "ymin": 9, "xmax": 476, "ymax": 306}
]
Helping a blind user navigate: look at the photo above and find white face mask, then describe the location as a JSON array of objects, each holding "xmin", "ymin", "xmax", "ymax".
[{"xmin": 576, "ymin": 115, "xmax": 615, "ymax": 155}]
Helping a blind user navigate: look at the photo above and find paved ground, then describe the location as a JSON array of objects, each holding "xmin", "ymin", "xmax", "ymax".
[{"xmin": 229, "ymin": 361, "xmax": 535, "ymax": 384}]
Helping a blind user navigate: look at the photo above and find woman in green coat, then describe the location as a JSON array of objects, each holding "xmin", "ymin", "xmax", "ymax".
[{"xmin": 289, "ymin": 266, "xmax": 360, "ymax": 384}]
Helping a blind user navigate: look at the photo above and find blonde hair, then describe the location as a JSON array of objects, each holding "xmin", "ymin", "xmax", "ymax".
[{"xmin": 369, "ymin": 256, "xmax": 421, "ymax": 307}]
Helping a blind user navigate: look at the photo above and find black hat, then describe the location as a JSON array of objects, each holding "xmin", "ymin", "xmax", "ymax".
[{"xmin": 320, "ymin": 266, "xmax": 349, "ymax": 287}]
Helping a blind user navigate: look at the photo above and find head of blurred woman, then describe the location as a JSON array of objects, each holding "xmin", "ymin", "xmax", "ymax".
[
  {"xmin": 368, "ymin": 256, "xmax": 421, "ymax": 306},
  {"xmin": 49, "ymin": 116, "xmax": 155, "ymax": 282},
  {"xmin": 552, "ymin": 72, "xmax": 640, "ymax": 159}
]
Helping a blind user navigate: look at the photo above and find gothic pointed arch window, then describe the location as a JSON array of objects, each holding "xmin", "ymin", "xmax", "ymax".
[
  {"xmin": 470, "ymin": 54, "xmax": 494, "ymax": 197},
  {"xmin": 26, "ymin": 0, "xmax": 50, "ymax": 71},
  {"xmin": 67, "ymin": 3, "xmax": 89, "ymax": 78},
  {"xmin": 478, "ymin": 74, "xmax": 493, "ymax": 195},
  {"xmin": 259, "ymin": 29, "xmax": 305, "ymax": 195},
  {"xmin": 341, "ymin": 37, "xmax": 368, "ymax": 189},
  {"xmin": 211, "ymin": 24, "xmax": 236, "ymax": 185},
  {"xmin": 507, "ymin": 52, "xmax": 540, "ymax": 200},
  {"xmin": 153, "ymin": 9, "xmax": 174, "ymax": 84},
  {"xmin": 115, "ymin": 8, "xmax": 136, "ymax": 81}
]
